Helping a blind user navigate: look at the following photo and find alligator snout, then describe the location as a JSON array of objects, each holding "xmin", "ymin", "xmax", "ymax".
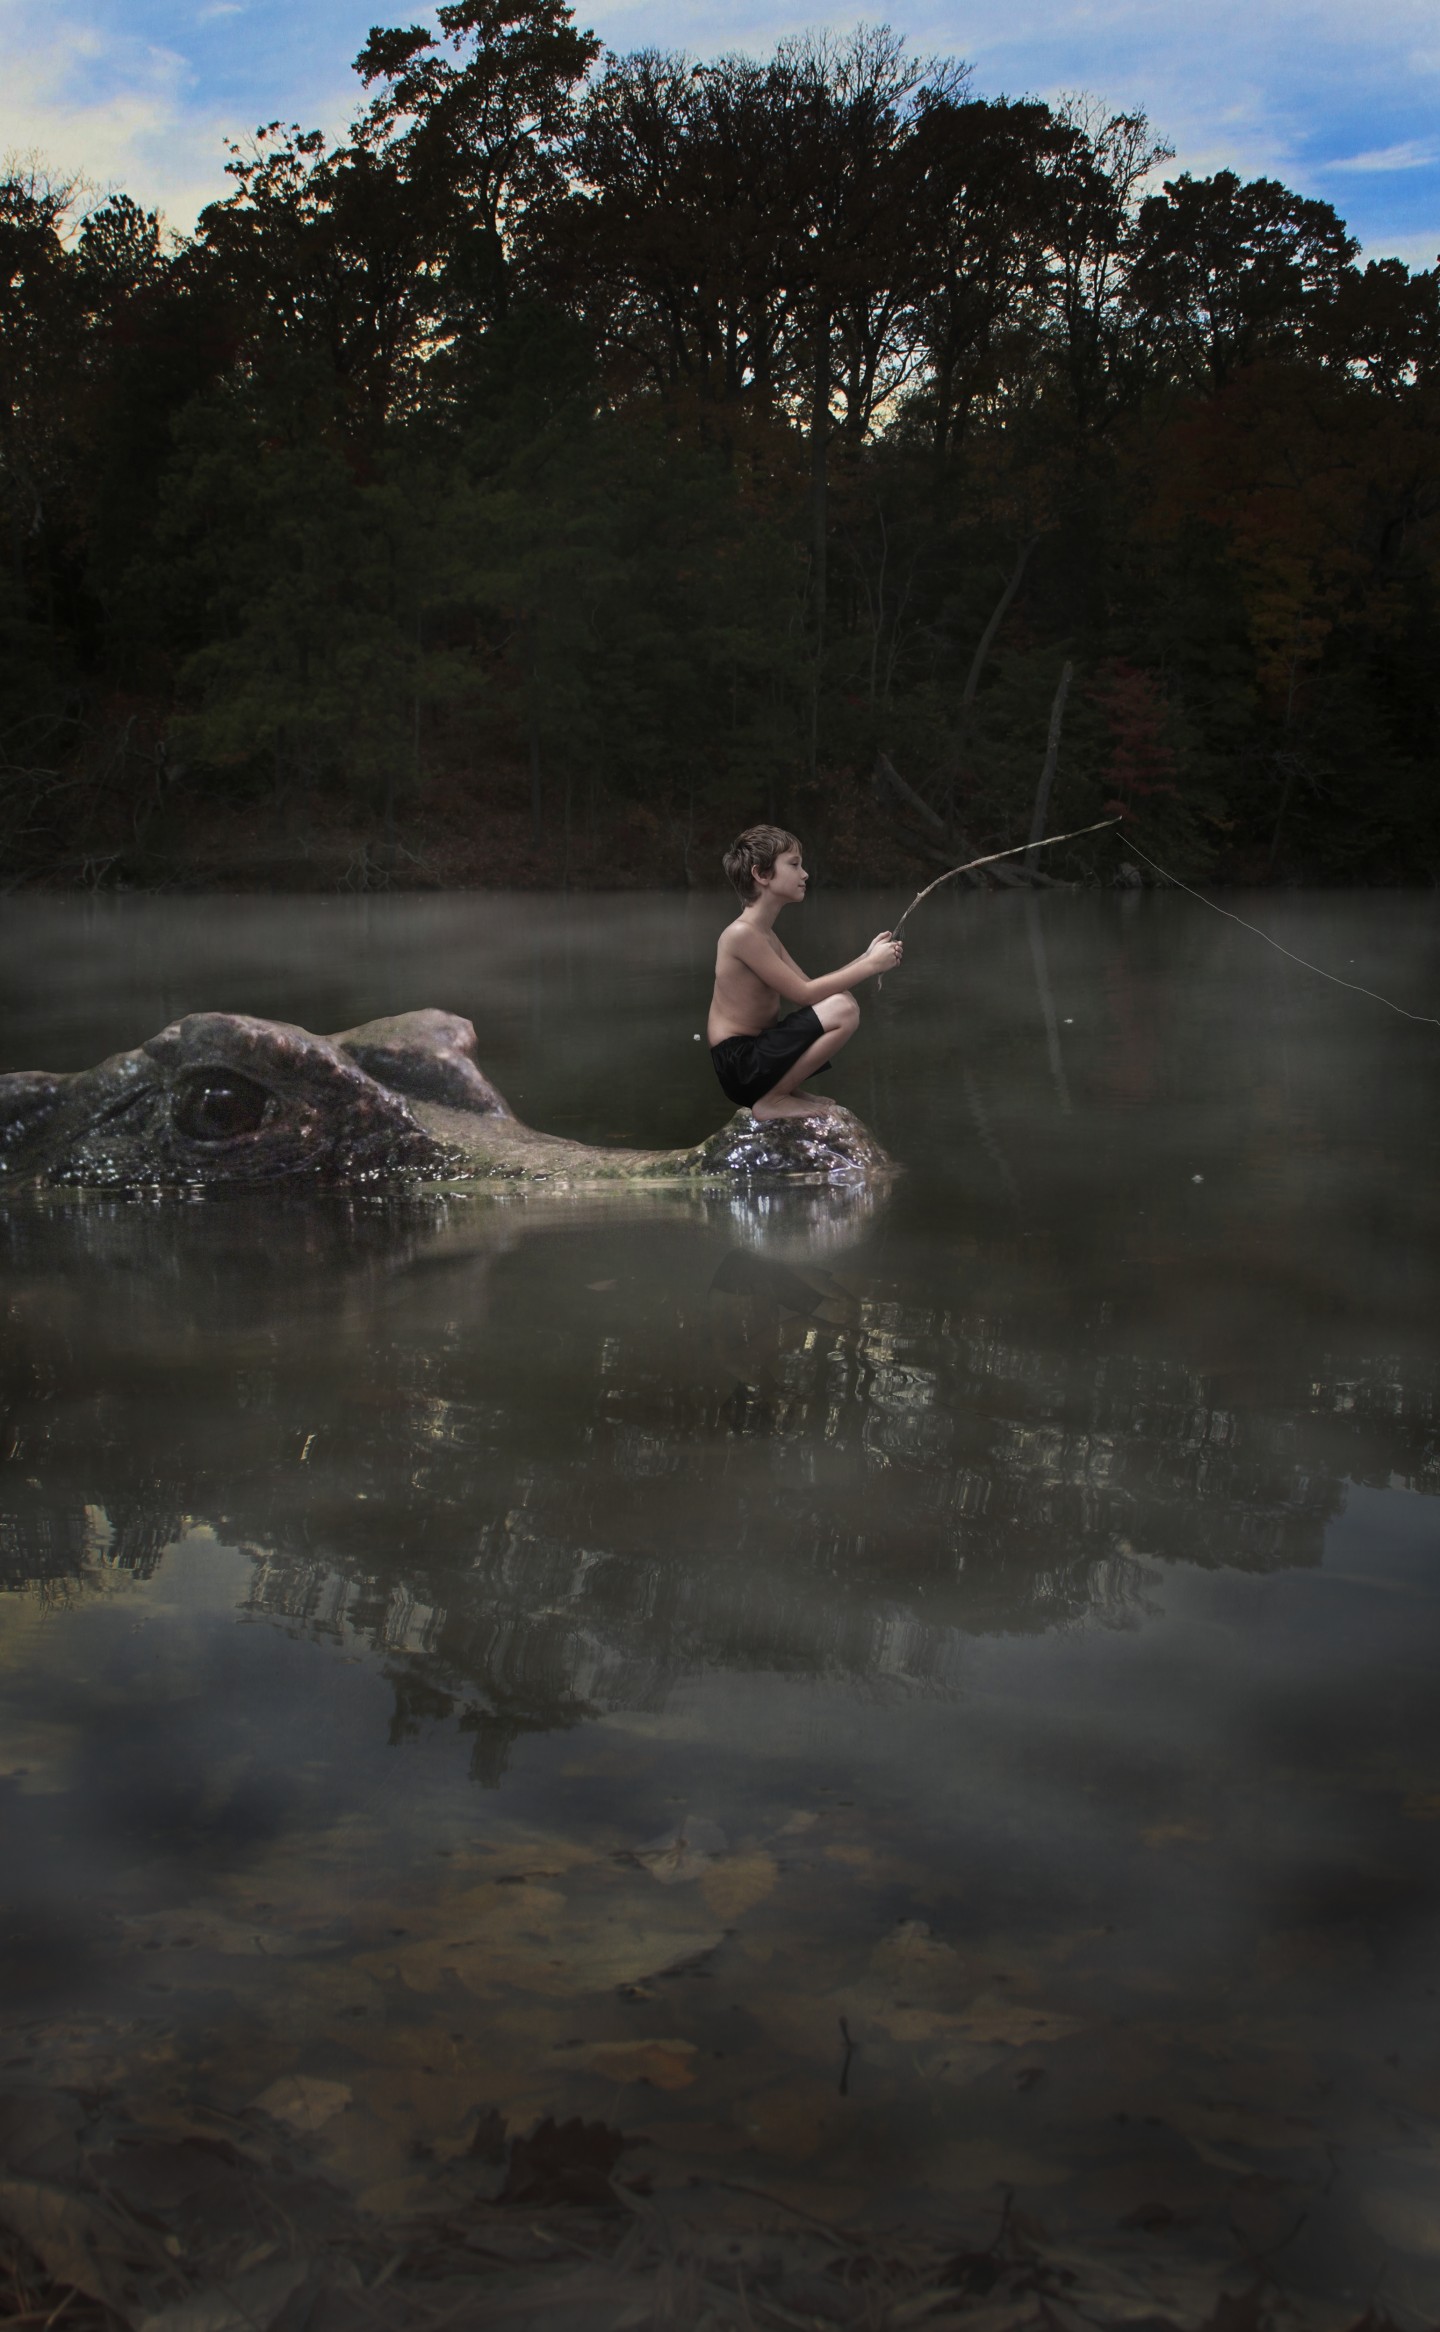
[{"xmin": 0, "ymin": 1009, "xmax": 892, "ymax": 1191}]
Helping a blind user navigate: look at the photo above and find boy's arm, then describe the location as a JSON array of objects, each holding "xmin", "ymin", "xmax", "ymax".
[{"xmin": 730, "ymin": 925, "xmax": 900, "ymax": 1006}]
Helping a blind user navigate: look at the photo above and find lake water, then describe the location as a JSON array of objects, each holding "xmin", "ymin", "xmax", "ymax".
[{"xmin": 1, "ymin": 888, "xmax": 1438, "ymax": 2314}]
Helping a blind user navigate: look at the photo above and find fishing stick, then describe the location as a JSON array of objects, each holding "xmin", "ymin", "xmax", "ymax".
[{"xmin": 891, "ymin": 815, "xmax": 1122, "ymax": 937}]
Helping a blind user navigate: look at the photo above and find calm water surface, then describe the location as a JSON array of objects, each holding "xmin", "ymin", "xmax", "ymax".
[{"xmin": 2, "ymin": 890, "xmax": 1438, "ymax": 2308}]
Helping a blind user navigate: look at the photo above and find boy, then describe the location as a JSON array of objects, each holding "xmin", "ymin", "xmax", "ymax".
[{"xmin": 707, "ymin": 825, "xmax": 902, "ymax": 1121}]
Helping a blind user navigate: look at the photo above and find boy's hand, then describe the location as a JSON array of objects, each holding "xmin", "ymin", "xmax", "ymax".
[{"xmin": 867, "ymin": 932, "xmax": 903, "ymax": 972}]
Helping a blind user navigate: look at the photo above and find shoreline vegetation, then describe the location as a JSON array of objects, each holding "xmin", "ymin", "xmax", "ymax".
[
  {"xmin": 1, "ymin": 759, "xmax": 1132, "ymax": 895},
  {"xmin": 4, "ymin": 6, "xmax": 1439, "ymax": 895}
]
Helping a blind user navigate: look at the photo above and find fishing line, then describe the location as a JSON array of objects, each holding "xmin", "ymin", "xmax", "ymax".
[
  {"xmin": 1120, "ymin": 836, "xmax": 1440, "ymax": 1032},
  {"xmin": 890, "ymin": 813, "xmax": 1437, "ymax": 1033}
]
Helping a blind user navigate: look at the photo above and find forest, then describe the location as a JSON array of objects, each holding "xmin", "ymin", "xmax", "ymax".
[{"xmin": 2, "ymin": 0, "xmax": 1438, "ymax": 891}]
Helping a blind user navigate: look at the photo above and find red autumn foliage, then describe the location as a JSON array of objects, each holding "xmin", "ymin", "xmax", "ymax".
[{"xmin": 1089, "ymin": 660, "xmax": 1179, "ymax": 813}]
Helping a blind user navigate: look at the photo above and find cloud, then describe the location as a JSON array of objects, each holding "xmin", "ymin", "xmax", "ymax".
[
  {"xmin": 1385, "ymin": 236, "xmax": 1440, "ymax": 267},
  {"xmin": 0, "ymin": 1, "xmax": 232, "ymax": 224},
  {"xmin": 1324, "ymin": 140, "xmax": 1437, "ymax": 175},
  {"xmin": 0, "ymin": 0, "xmax": 377, "ymax": 230}
]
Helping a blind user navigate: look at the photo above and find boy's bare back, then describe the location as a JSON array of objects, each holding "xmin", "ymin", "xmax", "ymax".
[{"xmin": 707, "ymin": 916, "xmax": 805, "ymax": 1044}]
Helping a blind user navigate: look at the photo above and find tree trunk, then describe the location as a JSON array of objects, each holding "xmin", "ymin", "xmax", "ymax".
[
  {"xmin": 381, "ymin": 766, "xmax": 396, "ymax": 871},
  {"xmin": 874, "ymin": 750, "xmax": 949, "ymax": 839},
  {"xmin": 809, "ymin": 307, "xmax": 832, "ymax": 645},
  {"xmin": 525, "ymin": 617, "xmax": 543, "ymax": 850},
  {"xmin": 528, "ymin": 718, "xmax": 543, "ymax": 852},
  {"xmin": 942, "ymin": 534, "xmax": 1041, "ymax": 820},
  {"xmin": 1026, "ymin": 893, "xmax": 1071, "ymax": 1115},
  {"xmin": 962, "ymin": 535, "xmax": 1040, "ymax": 716},
  {"xmin": 1027, "ymin": 660, "xmax": 1074, "ymax": 863},
  {"xmin": 1267, "ymin": 751, "xmax": 1301, "ymax": 876}
]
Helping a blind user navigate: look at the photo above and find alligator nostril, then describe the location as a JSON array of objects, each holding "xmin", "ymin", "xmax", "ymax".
[{"xmin": 172, "ymin": 1070, "xmax": 274, "ymax": 1142}]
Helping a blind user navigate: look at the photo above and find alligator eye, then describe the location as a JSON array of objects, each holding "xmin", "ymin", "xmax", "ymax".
[{"xmin": 172, "ymin": 1070, "xmax": 274, "ymax": 1142}]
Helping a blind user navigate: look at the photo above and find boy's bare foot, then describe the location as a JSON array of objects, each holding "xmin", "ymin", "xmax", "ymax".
[{"xmin": 751, "ymin": 1090, "xmax": 841, "ymax": 1123}]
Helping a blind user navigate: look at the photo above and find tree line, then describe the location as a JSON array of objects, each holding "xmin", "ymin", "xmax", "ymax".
[{"xmin": 3, "ymin": 0, "xmax": 1438, "ymax": 888}]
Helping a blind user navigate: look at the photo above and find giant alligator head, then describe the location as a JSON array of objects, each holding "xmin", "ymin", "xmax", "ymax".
[{"xmin": 0, "ymin": 1008, "xmax": 892, "ymax": 1191}]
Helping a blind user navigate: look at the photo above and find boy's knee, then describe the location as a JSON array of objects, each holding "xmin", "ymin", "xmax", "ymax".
[{"xmin": 836, "ymin": 994, "xmax": 860, "ymax": 1033}]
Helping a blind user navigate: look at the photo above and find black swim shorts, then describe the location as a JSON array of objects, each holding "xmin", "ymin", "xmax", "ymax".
[{"xmin": 710, "ymin": 1006, "xmax": 829, "ymax": 1109}]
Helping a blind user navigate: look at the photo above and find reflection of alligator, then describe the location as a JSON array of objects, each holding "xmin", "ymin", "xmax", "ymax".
[
  {"xmin": 4, "ymin": 1196, "xmax": 1435, "ymax": 1782},
  {"xmin": 0, "ymin": 1009, "xmax": 891, "ymax": 1189}
]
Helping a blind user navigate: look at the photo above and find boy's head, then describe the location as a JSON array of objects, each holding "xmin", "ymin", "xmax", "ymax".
[{"xmin": 723, "ymin": 824, "xmax": 803, "ymax": 903}]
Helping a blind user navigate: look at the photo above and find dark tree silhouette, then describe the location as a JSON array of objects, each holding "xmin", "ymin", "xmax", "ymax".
[{"xmin": 1, "ymin": 11, "xmax": 1437, "ymax": 889}]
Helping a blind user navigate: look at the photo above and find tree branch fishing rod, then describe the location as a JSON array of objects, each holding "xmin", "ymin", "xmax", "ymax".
[{"xmin": 890, "ymin": 816, "xmax": 1122, "ymax": 937}]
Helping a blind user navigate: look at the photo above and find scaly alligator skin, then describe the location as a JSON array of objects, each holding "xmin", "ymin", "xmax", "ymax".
[{"xmin": 0, "ymin": 1009, "xmax": 892, "ymax": 1190}]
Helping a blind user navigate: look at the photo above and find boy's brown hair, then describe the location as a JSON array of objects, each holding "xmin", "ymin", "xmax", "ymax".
[{"xmin": 723, "ymin": 824, "xmax": 801, "ymax": 902}]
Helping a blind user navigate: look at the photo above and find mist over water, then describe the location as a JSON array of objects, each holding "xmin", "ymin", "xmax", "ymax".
[{"xmin": 2, "ymin": 889, "xmax": 1438, "ymax": 2306}]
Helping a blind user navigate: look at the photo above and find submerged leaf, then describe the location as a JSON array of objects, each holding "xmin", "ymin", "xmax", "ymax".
[
  {"xmin": 250, "ymin": 2075, "xmax": 352, "ymax": 2134},
  {"xmin": 737, "ymin": 2079, "xmax": 849, "ymax": 2161},
  {"xmin": 866, "ymin": 1920, "xmax": 967, "ymax": 2003},
  {"xmin": 948, "ymin": 1995, "xmax": 1087, "ymax": 2049},
  {"xmin": 923, "ymin": 2136, "xmax": 1072, "ymax": 2195},
  {"xmin": 1197, "ymin": 2289, "xmax": 1268, "ymax": 2332},
  {"xmin": 350, "ymin": 1863, "xmax": 726, "ymax": 2001},
  {"xmin": 348, "ymin": 2065, "xmax": 487, "ymax": 2158},
  {"xmin": 501, "ymin": 2115, "xmax": 628, "ymax": 2206},
  {"xmin": 1359, "ymin": 2184, "xmax": 1440, "ymax": 2257},
  {"xmin": 120, "ymin": 1909, "xmax": 317, "ymax": 1958},
  {"xmin": 0, "ymin": 2177, "xmax": 140, "ymax": 2308},
  {"xmin": 700, "ymin": 1851, "xmax": 777, "ymax": 1921},
  {"xmin": 305, "ymin": 2109, "xmax": 412, "ymax": 2195},
  {"xmin": 632, "ymin": 1817, "xmax": 728, "ymax": 1885},
  {"xmin": 575, "ymin": 2038, "xmax": 699, "ymax": 2091},
  {"xmin": 1142, "ymin": 1821, "xmax": 1214, "ymax": 1847},
  {"xmin": 0, "ymin": 2092, "xmax": 85, "ymax": 2180},
  {"xmin": 136, "ymin": 2257, "xmax": 310, "ymax": 2332},
  {"xmin": 1166, "ymin": 2098, "xmax": 1322, "ymax": 2170}
]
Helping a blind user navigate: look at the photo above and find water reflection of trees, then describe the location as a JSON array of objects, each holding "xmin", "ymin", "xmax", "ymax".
[{"xmin": 0, "ymin": 1196, "xmax": 1434, "ymax": 1780}]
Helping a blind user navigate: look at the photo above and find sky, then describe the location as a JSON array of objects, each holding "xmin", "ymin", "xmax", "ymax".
[{"xmin": 2, "ymin": 0, "xmax": 1437, "ymax": 268}]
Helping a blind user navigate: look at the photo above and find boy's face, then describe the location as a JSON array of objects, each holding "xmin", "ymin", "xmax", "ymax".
[{"xmin": 756, "ymin": 847, "xmax": 807, "ymax": 906}]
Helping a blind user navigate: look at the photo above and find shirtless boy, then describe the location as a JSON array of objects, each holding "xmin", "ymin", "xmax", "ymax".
[{"xmin": 707, "ymin": 825, "xmax": 902, "ymax": 1122}]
